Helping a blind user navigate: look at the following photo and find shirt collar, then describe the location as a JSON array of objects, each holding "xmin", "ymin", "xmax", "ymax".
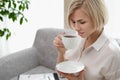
[{"xmin": 91, "ymin": 30, "xmax": 108, "ymax": 51}]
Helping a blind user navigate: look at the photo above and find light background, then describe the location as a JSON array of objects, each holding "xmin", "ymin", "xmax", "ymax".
[{"xmin": 1, "ymin": 0, "xmax": 120, "ymax": 56}]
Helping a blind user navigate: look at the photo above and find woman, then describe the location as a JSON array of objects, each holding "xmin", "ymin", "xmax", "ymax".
[{"xmin": 53, "ymin": 0, "xmax": 120, "ymax": 80}]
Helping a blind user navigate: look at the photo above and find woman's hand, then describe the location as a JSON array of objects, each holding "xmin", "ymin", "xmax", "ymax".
[
  {"xmin": 53, "ymin": 32, "xmax": 66, "ymax": 54},
  {"xmin": 58, "ymin": 70, "xmax": 84, "ymax": 80}
]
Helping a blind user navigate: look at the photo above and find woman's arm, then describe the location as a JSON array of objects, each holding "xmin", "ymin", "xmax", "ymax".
[
  {"xmin": 57, "ymin": 51, "xmax": 65, "ymax": 63},
  {"xmin": 53, "ymin": 33, "xmax": 66, "ymax": 63}
]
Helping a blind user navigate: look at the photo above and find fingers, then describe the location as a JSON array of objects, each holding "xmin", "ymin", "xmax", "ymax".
[
  {"xmin": 53, "ymin": 32, "xmax": 65, "ymax": 48},
  {"xmin": 77, "ymin": 70, "xmax": 85, "ymax": 76},
  {"xmin": 58, "ymin": 72, "xmax": 69, "ymax": 78},
  {"xmin": 60, "ymin": 73, "xmax": 77, "ymax": 80},
  {"xmin": 57, "ymin": 70, "xmax": 85, "ymax": 80},
  {"xmin": 54, "ymin": 35, "xmax": 62, "ymax": 46},
  {"xmin": 76, "ymin": 70, "xmax": 85, "ymax": 80}
]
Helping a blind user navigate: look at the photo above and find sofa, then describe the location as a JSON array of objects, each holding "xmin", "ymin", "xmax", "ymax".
[
  {"xmin": 0, "ymin": 28, "xmax": 66, "ymax": 80},
  {"xmin": 0, "ymin": 28, "xmax": 120, "ymax": 80}
]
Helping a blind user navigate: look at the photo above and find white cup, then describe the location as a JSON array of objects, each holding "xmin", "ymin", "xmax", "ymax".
[{"xmin": 62, "ymin": 29, "xmax": 81, "ymax": 49}]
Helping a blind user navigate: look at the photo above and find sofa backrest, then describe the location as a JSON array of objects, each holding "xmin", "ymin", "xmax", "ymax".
[{"xmin": 33, "ymin": 28, "xmax": 64, "ymax": 70}]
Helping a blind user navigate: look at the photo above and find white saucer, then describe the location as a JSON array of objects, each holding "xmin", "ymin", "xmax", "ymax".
[{"xmin": 56, "ymin": 61, "xmax": 84, "ymax": 74}]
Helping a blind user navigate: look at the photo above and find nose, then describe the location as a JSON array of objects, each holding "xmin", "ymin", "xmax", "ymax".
[{"xmin": 74, "ymin": 23, "xmax": 80, "ymax": 31}]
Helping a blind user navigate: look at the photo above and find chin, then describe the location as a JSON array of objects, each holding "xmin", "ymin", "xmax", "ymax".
[{"xmin": 79, "ymin": 35, "xmax": 84, "ymax": 38}]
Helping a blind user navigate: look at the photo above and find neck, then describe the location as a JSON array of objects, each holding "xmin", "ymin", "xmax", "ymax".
[
  {"xmin": 88, "ymin": 30, "xmax": 102, "ymax": 42},
  {"xmin": 84, "ymin": 29, "xmax": 103, "ymax": 49}
]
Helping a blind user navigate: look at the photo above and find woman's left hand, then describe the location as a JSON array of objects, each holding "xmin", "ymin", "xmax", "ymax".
[{"xmin": 59, "ymin": 70, "xmax": 84, "ymax": 80}]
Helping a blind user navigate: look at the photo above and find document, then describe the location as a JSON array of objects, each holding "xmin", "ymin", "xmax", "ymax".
[{"xmin": 19, "ymin": 73, "xmax": 59, "ymax": 80}]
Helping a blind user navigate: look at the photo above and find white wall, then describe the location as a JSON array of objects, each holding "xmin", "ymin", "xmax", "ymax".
[
  {"xmin": 7, "ymin": 0, "xmax": 64, "ymax": 53},
  {"xmin": 104, "ymin": 0, "xmax": 120, "ymax": 38}
]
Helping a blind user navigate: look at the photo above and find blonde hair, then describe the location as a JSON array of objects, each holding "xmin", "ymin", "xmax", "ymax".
[{"xmin": 67, "ymin": 0, "xmax": 108, "ymax": 31}]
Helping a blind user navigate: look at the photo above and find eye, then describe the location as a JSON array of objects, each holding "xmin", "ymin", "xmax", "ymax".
[
  {"xmin": 72, "ymin": 21, "xmax": 76, "ymax": 24},
  {"xmin": 80, "ymin": 21, "xmax": 86, "ymax": 24}
]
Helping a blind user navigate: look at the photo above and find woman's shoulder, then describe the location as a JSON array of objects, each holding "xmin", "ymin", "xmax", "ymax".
[
  {"xmin": 107, "ymin": 38, "xmax": 120, "ymax": 56},
  {"xmin": 103, "ymin": 31, "xmax": 120, "ymax": 54}
]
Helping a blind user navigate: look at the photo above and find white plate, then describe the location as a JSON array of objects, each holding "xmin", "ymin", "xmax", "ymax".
[{"xmin": 56, "ymin": 61, "xmax": 84, "ymax": 74}]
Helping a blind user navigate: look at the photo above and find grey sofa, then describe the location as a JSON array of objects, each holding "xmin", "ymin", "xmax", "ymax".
[
  {"xmin": 0, "ymin": 28, "xmax": 120, "ymax": 80},
  {"xmin": 0, "ymin": 28, "xmax": 65, "ymax": 80}
]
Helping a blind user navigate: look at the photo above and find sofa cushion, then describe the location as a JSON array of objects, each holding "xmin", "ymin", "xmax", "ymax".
[
  {"xmin": 11, "ymin": 66, "xmax": 55, "ymax": 80},
  {"xmin": 33, "ymin": 28, "xmax": 64, "ymax": 70}
]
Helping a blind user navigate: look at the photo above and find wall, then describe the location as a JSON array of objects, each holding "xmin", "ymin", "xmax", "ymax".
[{"xmin": 64, "ymin": 0, "xmax": 72, "ymax": 28}]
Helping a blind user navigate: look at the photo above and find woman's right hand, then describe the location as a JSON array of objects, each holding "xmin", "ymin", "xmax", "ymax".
[
  {"xmin": 57, "ymin": 70, "xmax": 85, "ymax": 80},
  {"xmin": 53, "ymin": 33, "xmax": 66, "ymax": 54}
]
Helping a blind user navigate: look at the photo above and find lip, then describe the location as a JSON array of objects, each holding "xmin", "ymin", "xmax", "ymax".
[{"xmin": 78, "ymin": 32, "xmax": 84, "ymax": 35}]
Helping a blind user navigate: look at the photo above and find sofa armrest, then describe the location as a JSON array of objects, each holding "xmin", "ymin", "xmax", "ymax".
[
  {"xmin": 116, "ymin": 39, "xmax": 120, "ymax": 46},
  {"xmin": 0, "ymin": 47, "xmax": 40, "ymax": 80}
]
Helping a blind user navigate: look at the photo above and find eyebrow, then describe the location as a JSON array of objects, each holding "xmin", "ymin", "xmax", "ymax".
[
  {"xmin": 77, "ymin": 19, "xmax": 84, "ymax": 22},
  {"xmin": 71, "ymin": 19, "xmax": 84, "ymax": 22}
]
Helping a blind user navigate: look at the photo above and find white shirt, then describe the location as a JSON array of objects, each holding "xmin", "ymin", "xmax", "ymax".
[{"xmin": 64, "ymin": 31, "xmax": 120, "ymax": 80}]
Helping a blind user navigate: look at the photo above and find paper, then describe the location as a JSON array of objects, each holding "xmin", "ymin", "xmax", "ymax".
[{"xmin": 19, "ymin": 73, "xmax": 55, "ymax": 80}]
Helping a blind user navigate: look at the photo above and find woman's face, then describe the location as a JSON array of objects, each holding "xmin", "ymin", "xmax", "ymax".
[{"xmin": 70, "ymin": 8, "xmax": 96, "ymax": 38}]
